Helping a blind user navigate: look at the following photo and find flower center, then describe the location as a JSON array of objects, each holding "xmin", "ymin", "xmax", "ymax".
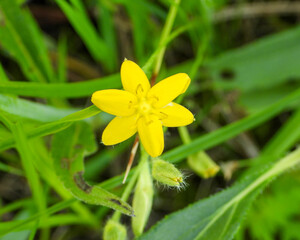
[{"xmin": 137, "ymin": 99, "xmax": 152, "ymax": 115}]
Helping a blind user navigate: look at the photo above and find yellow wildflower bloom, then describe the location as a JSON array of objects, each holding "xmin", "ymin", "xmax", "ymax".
[{"xmin": 92, "ymin": 60, "xmax": 194, "ymax": 157}]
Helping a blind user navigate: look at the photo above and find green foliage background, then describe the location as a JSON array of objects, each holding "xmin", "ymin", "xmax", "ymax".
[{"xmin": 0, "ymin": 0, "xmax": 300, "ymax": 239}]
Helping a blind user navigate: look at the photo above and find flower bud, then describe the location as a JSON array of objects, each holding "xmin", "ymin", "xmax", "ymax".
[
  {"xmin": 152, "ymin": 159, "xmax": 183, "ymax": 187},
  {"xmin": 103, "ymin": 220, "xmax": 127, "ymax": 240},
  {"xmin": 132, "ymin": 160, "xmax": 153, "ymax": 237},
  {"xmin": 187, "ymin": 151, "xmax": 219, "ymax": 178}
]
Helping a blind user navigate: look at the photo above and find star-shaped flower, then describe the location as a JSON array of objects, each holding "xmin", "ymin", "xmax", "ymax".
[{"xmin": 92, "ymin": 60, "xmax": 194, "ymax": 157}]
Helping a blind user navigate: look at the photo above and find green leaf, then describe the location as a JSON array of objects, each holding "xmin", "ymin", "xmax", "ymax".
[
  {"xmin": 55, "ymin": 0, "xmax": 115, "ymax": 71},
  {"xmin": 27, "ymin": 138, "xmax": 98, "ymax": 227},
  {"xmin": 0, "ymin": 105, "xmax": 100, "ymax": 152},
  {"xmin": 96, "ymin": 2, "xmax": 118, "ymax": 69},
  {"xmin": 162, "ymin": 87, "xmax": 300, "ymax": 164},
  {"xmin": 0, "ymin": 199, "xmax": 76, "ymax": 236},
  {"xmin": 10, "ymin": 122, "xmax": 46, "ymax": 212},
  {"xmin": 210, "ymin": 26, "xmax": 300, "ymax": 92},
  {"xmin": 0, "ymin": 199, "xmax": 31, "ymax": 217},
  {"xmin": 262, "ymin": 108, "xmax": 300, "ymax": 157},
  {"xmin": 139, "ymin": 148, "xmax": 300, "ymax": 240},
  {"xmin": 238, "ymin": 174, "xmax": 300, "ymax": 240},
  {"xmin": 0, "ymin": 98, "xmax": 106, "ymax": 237},
  {"xmin": 238, "ymin": 84, "xmax": 300, "ymax": 113},
  {"xmin": 0, "ymin": 0, "xmax": 54, "ymax": 82},
  {"xmin": 0, "ymin": 74, "xmax": 121, "ymax": 98},
  {"xmin": 0, "ymin": 161, "xmax": 23, "ymax": 176},
  {"xmin": 0, "ymin": 213, "xmax": 92, "ymax": 233},
  {"xmin": 125, "ymin": 0, "xmax": 151, "ymax": 62},
  {"xmin": 0, "ymin": 124, "xmax": 13, "ymax": 142},
  {"xmin": 0, "ymin": 63, "xmax": 10, "ymax": 82},
  {"xmin": 56, "ymin": 34, "xmax": 68, "ymax": 83},
  {"xmin": 2, "ymin": 26, "xmax": 300, "ymax": 99},
  {"xmin": 51, "ymin": 122, "xmax": 134, "ymax": 216},
  {"xmin": 0, "ymin": 107, "xmax": 100, "ymax": 228},
  {"xmin": 1, "ymin": 230, "xmax": 30, "ymax": 240},
  {"xmin": 0, "ymin": 94, "xmax": 78, "ymax": 122},
  {"xmin": 243, "ymin": 108, "xmax": 300, "ymax": 172}
]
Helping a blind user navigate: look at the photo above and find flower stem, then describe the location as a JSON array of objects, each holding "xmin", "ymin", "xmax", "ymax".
[
  {"xmin": 112, "ymin": 147, "xmax": 149, "ymax": 222},
  {"xmin": 176, "ymin": 34, "xmax": 210, "ymax": 104},
  {"xmin": 178, "ymin": 126, "xmax": 219, "ymax": 178},
  {"xmin": 122, "ymin": 136, "xmax": 139, "ymax": 184},
  {"xmin": 152, "ymin": 0, "xmax": 181, "ymax": 81}
]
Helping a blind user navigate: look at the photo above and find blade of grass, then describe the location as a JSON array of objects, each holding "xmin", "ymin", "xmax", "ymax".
[
  {"xmin": 30, "ymin": 138, "xmax": 98, "ymax": 226},
  {"xmin": 262, "ymin": 108, "xmax": 300, "ymax": 156},
  {"xmin": 125, "ymin": 0, "xmax": 152, "ymax": 62},
  {"xmin": 153, "ymin": 0, "xmax": 181, "ymax": 76},
  {"xmin": 57, "ymin": 35, "xmax": 68, "ymax": 83},
  {"xmin": 0, "ymin": 106, "xmax": 102, "ymax": 226},
  {"xmin": 0, "ymin": 199, "xmax": 75, "ymax": 236},
  {"xmin": 0, "ymin": 199, "xmax": 31, "ymax": 217},
  {"xmin": 0, "ymin": 0, "xmax": 54, "ymax": 82},
  {"xmin": 0, "ymin": 94, "xmax": 78, "ymax": 122},
  {"xmin": 0, "ymin": 161, "xmax": 23, "ymax": 176},
  {"xmin": 55, "ymin": 0, "xmax": 114, "ymax": 71},
  {"xmin": 9, "ymin": 121, "xmax": 46, "ymax": 213},
  {"xmin": 8, "ymin": 120, "xmax": 49, "ymax": 240},
  {"xmin": 96, "ymin": 1, "xmax": 117, "ymax": 69},
  {"xmin": 0, "ymin": 64, "xmax": 10, "ymax": 82},
  {"xmin": 0, "ymin": 105, "xmax": 100, "ymax": 151},
  {"xmin": 28, "ymin": 220, "xmax": 39, "ymax": 240},
  {"xmin": 0, "ymin": 74, "xmax": 121, "ymax": 98},
  {"xmin": 0, "ymin": 213, "xmax": 92, "ymax": 233},
  {"xmin": 240, "ymin": 107, "xmax": 300, "ymax": 172}
]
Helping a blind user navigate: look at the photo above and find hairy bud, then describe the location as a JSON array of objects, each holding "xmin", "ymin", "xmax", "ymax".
[{"xmin": 152, "ymin": 159, "xmax": 184, "ymax": 187}]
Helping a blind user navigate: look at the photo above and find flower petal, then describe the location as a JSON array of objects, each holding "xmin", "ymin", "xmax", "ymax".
[
  {"xmin": 148, "ymin": 73, "xmax": 190, "ymax": 108},
  {"xmin": 138, "ymin": 116, "xmax": 164, "ymax": 157},
  {"xmin": 92, "ymin": 89, "xmax": 137, "ymax": 116},
  {"xmin": 159, "ymin": 102, "xmax": 194, "ymax": 127},
  {"xmin": 121, "ymin": 60, "xmax": 150, "ymax": 96},
  {"xmin": 102, "ymin": 115, "xmax": 137, "ymax": 145}
]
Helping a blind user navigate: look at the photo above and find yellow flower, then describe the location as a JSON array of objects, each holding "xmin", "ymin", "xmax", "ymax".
[{"xmin": 91, "ymin": 60, "xmax": 194, "ymax": 157}]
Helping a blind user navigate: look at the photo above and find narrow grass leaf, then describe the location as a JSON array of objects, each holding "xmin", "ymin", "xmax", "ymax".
[
  {"xmin": 0, "ymin": 94, "xmax": 78, "ymax": 122},
  {"xmin": 0, "ymin": 199, "xmax": 75, "ymax": 236},
  {"xmin": 0, "ymin": 105, "xmax": 100, "ymax": 151},
  {"xmin": 0, "ymin": 0, "xmax": 54, "ymax": 82},
  {"xmin": 55, "ymin": 0, "xmax": 113, "ymax": 71},
  {"xmin": 57, "ymin": 34, "xmax": 68, "ymax": 83},
  {"xmin": 0, "ymin": 74, "xmax": 121, "ymax": 98},
  {"xmin": 262, "ymin": 108, "xmax": 300, "ymax": 156},
  {"xmin": 0, "ymin": 64, "xmax": 10, "ymax": 82},
  {"xmin": 9, "ymin": 121, "xmax": 46, "ymax": 213}
]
